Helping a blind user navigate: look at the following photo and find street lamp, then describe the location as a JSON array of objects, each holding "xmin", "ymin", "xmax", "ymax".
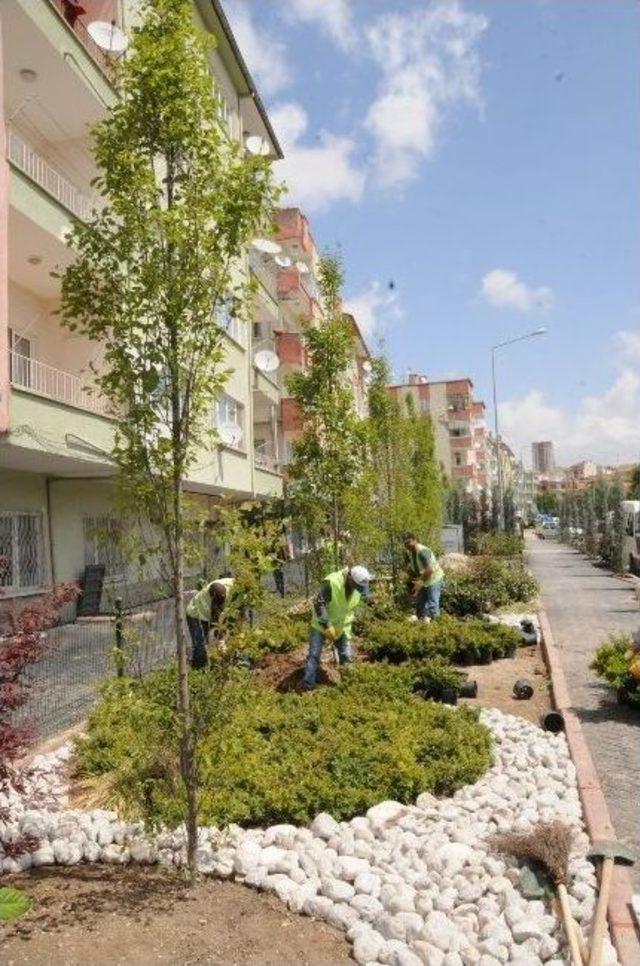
[{"xmin": 491, "ymin": 327, "xmax": 547, "ymax": 530}]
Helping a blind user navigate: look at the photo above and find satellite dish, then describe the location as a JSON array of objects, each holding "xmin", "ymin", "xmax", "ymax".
[
  {"xmin": 245, "ymin": 135, "xmax": 270, "ymax": 156},
  {"xmin": 295, "ymin": 260, "xmax": 309, "ymax": 274},
  {"xmin": 275, "ymin": 254, "xmax": 292, "ymax": 268},
  {"xmin": 254, "ymin": 349, "xmax": 280, "ymax": 374},
  {"xmin": 362, "ymin": 360, "xmax": 373, "ymax": 374},
  {"xmin": 88, "ymin": 20, "xmax": 128, "ymax": 53},
  {"xmin": 218, "ymin": 422, "xmax": 243, "ymax": 447},
  {"xmin": 252, "ymin": 238, "xmax": 282, "ymax": 255}
]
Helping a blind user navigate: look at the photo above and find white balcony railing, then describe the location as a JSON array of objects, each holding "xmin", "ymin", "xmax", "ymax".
[
  {"xmin": 254, "ymin": 448, "xmax": 279, "ymax": 473},
  {"xmin": 9, "ymin": 350, "xmax": 110, "ymax": 416},
  {"xmin": 7, "ymin": 126, "xmax": 97, "ymax": 222}
]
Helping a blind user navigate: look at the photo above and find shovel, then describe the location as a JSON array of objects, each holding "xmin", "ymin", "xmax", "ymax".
[{"xmin": 586, "ymin": 841, "xmax": 635, "ymax": 966}]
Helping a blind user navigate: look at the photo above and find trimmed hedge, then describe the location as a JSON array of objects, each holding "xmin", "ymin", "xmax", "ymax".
[
  {"xmin": 360, "ymin": 615, "xmax": 521, "ymax": 665},
  {"xmin": 76, "ymin": 663, "xmax": 492, "ymax": 829}
]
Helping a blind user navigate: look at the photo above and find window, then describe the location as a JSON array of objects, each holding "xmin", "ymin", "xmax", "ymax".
[
  {"xmin": 454, "ymin": 452, "xmax": 463, "ymax": 467},
  {"xmin": 0, "ymin": 512, "xmax": 46, "ymax": 591},
  {"xmin": 8, "ymin": 329, "xmax": 32, "ymax": 388},
  {"xmin": 214, "ymin": 393, "xmax": 245, "ymax": 449},
  {"xmin": 83, "ymin": 516, "xmax": 125, "ymax": 578},
  {"xmin": 217, "ymin": 301, "xmax": 244, "ymax": 346}
]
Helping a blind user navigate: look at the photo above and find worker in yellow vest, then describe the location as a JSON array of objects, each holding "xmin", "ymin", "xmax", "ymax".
[
  {"xmin": 186, "ymin": 576, "xmax": 234, "ymax": 669},
  {"xmin": 402, "ymin": 532, "xmax": 444, "ymax": 622},
  {"xmin": 303, "ymin": 565, "xmax": 371, "ymax": 689}
]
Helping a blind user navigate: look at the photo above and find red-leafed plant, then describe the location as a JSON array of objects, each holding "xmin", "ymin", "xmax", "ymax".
[{"xmin": 0, "ymin": 573, "xmax": 78, "ymax": 849}]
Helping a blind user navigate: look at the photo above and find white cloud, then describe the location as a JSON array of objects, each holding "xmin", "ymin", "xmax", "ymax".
[
  {"xmin": 284, "ymin": 0, "xmax": 356, "ymax": 51},
  {"xmin": 344, "ymin": 281, "xmax": 402, "ymax": 340},
  {"xmin": 365, "ymin": 1, "xmax": 488, "ymax": 188},
  {"xmin": 481, "ymin": 268, "xmax": 554, "ymax": 312},
  {"xmin": 500, "ymin": 365, "xmax": 640, "ymax": 466},
  {"xmin": 270, "ymin": 102, "xmax": 365, "ymax": 213},
  {"xmin": 225, "ymin": 1, "xmax": 291, "ymax": 97}
]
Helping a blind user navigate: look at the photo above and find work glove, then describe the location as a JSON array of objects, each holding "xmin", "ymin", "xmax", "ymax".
[{"xmin": 324, "ymin": 625, "xmax": 337, "ymax": 642}]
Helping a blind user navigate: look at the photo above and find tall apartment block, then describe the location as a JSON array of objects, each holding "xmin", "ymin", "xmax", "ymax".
[
  {"xmin": 531, "ymin": 440, "xmax": 556, "ymax": 476},
  {"xmin": 388, "ymin": 374, "xmax": 490, "ymax": 494},
  {"xmin": 0, "ymin": 0, "xmax": 286, "ymax": 606}
]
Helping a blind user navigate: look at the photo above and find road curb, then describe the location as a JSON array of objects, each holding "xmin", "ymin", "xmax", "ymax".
[{"xmin": 538, "ymin": 606, "xmax": 640, "ymax": 965}]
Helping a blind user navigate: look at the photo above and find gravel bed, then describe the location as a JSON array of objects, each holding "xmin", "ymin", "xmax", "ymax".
[{"xmin": 1, "ymin": 707, "xmax": 616, "ymax": 966}]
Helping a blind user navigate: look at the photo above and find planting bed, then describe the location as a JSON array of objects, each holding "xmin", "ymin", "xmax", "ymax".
[{"xmin": 0, "ymin": 707, "xmax": 618, "ymax": 966}]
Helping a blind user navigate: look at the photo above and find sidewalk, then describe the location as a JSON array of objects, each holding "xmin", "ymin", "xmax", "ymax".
[{"xmin": 527, "ymin": 537, "xmax": 640, "ymax": 887}]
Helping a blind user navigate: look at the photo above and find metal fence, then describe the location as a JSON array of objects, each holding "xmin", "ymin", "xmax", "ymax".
[{"xmin": 14, "ymin": 561, "xmax": 309, "ymax": 742}]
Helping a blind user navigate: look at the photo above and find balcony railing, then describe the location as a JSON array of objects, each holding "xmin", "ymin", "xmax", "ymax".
[
  {"xmin": 7, "ymin": 126, "xmax": 98, "ymax": 222},
  {"xmin": 48, "ymin": 0, "xmax": 119, "ymax": 82},
  {"xmin": 254, "ymin": 449, "xmax": 279, "ymax": 473},
  {"xmin": 249, "ymin": 250, "xmax": 278, "ymax": 301},
  {"xmin": 9, "ymin": 350, "xmax": 110, "ymax": 416}
]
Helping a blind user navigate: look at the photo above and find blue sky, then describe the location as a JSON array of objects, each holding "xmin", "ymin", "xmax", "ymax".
[{"xmin": 227, "ymin": 0, "xmax": 640, "ymax": 466}]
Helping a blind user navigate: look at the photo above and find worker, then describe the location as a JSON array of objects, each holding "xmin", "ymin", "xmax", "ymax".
[
  {"xmin": 402, "ymin": 532, "xmax": 444, "ymax": 622},
  {"xmin": 186, "ymin": 576, "xmax": 234, "ymax": 670},
  {"xmin": 303, "ymin": 564, "xmax": 372, "ymax": 689}
]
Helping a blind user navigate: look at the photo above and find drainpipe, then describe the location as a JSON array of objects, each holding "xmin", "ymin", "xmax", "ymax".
[{"xmin": 45, "ymin": 476, "xmax": 56, "ymax": 584}]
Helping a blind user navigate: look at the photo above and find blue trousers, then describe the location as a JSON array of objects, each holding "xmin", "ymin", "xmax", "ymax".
[
  {"xmin": 415, "ymin": 580, "xmax": 443, "ymax": 620},
  {"xmin": 187, "ymin": 615, "xmax": 209, "ymax": 670},
  {"xmin": 303, "ymin": 627, "xmax": 352, "ymax": 687}
]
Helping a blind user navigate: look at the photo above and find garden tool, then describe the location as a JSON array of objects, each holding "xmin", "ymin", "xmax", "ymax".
[
  {"xmin": 520, "ymin": 863, "xmax": 588, "ymax": 964},
  {"xmin": 324, "ymin": 624, "xmax": 339, "ymax": 665},
  {"xmin": 491, "ymin": 821, "xmax": 587, "ymax": 966},
  {"xmin": 586, "ymin": 841, "xmax": 636, "ymax": 966}
]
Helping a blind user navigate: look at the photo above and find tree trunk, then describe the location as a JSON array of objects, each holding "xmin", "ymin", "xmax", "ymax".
[{"xmin": 172, "ymin": 476, "xmax": 199, "ymax": 879}]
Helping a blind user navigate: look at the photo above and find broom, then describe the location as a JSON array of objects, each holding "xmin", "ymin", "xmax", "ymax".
[{"xmin": 490, "ymin": 821, "xmax": 588, "ymax": 966}]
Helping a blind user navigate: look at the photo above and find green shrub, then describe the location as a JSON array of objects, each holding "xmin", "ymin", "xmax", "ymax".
[
  {"xmin": 442, "ymin": 559, "xmax": 538, "ymax": 616},
  {"xmin": 409, "ymin": 659, "xmax": 466, "ymax": 697},
  {"xmin": 360, "ymin": 615, "xmax": 520, "ymax": 664},
  {"xmin": 468, "ymin": 533, "xmax": 524, "ymax": 559},
  {"xmin": 590, "ymin": 634, "xmax": 640, "ymax": 708},
  {"xmin": 227, "ymin": 614, "xmax": 306, "ymax": 661},
  {"xmin": 76, "ymin": 663, "xmax": 492, "ymax": 828}
]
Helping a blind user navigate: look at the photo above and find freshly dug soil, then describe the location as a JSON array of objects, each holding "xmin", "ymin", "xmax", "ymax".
[
  {"xmin": 1, "ymin": 866, "xmax": 351, "ymax": 965},
  {"xmin": 253, "ymin": 643, "xmax": 552, "ymax": 726}
]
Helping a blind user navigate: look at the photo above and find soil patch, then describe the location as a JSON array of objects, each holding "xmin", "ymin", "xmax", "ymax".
[
  {"xmin": 1, "ymin": 866, "xmax": 351, "ymax": 966},
  {"xmin": 254, "ymin": 647, "xmax": 340, "ymax": 692},
  {"xmin": 462, "ymin": 642, "xmax": 552, "ymax": 725}
]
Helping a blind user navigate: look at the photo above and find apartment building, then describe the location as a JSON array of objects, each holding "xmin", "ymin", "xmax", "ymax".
[
  {"xmin": 532, "ymin": 440, "xmax": 556, "ymax": 476},
  {"xmin": 0, "ymin": 0, "xmax": 284, "ymax": 606},
  {"xmin": 271, "ymin": 207, "xmax": 371, "ymax": 466},
  {"xmin": 388, "ymin": 375, "xmax": 490, "ymax": 495}
]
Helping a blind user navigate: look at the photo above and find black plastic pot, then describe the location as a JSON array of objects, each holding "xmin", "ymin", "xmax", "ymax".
[
  {"xmin": 440, "ymin": 687, "xmax": 458, "ymax": 706},
  {"xmin": 478, "ymin": 649, "xmax": 493, "ymax": 666},
  {"xmin": 459, "ymin": 679, "xmax": 478, "ymax": 699},
  {"xmin": 456, "ymin": 650, "xmax": 475, "ymax": 667},
  {"xmin": 616, "ymin": 686, "xmax": 630, "ymax": 706},
  {"xmin": 504, "ymin": 643, "xmax": 518, "ymax": 659},
  {"xmin": 513, "ymin": 679, "xmax": 534, "ymax": 700},
  {"xmin": 541, "ymin": 710, "xmax": 565, "ymax": 733}
]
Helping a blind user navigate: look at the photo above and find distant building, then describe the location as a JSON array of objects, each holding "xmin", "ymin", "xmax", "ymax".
[
  {"xmin": 532, "ymin": 441, "xmax": 556, "ymax": 476},
  {"xmin": 388, "ymin": 375, "xmax": 490, "ymax": 495}
]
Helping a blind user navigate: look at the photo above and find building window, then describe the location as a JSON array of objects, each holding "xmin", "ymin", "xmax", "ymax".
[
  {"xmin": 454, "ymin": 452, "xmax": 463, "ymax": 467},
  {"xmin": 8, "ymin": 329, "xmax": 32, "ymax": 388},
  {"xmin": 214, "ymin": 393, "xmax": 245, "ymax": 449},
  {"xmin": 217, "ymin": 301, "xmax": 244, "ymax": 345},
  {"xmin": 0, "ymin": 512, "xmax": 46, "ymax": 591},
  {"xmin": 83, "ymin": 516, "xmax": 125, "ymax": 578}
]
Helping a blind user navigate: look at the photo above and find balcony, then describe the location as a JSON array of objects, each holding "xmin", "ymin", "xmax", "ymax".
[
  {"xmin": 452, "ymin": 464, "xmax": 475, "ymax": 479},
  {"xmin": 450, "ymin": 435, "xmax": 473, "ymax": 449},
  {"xmin": 254, "ymin": 446, "xmax": 279, "ymax": 474},
  {"xmin": 249, "ymin": 249, "xmax": 278, "ymax": 301},
  {"xmin": 47, "ymin": 0, "xmax": 121, "ymax": 83},
  {"xmin": 7, "ymin": 126, "xmax": 98, "ymax": 223},
  {"xmin": 274, "ymin": 208, "xmax": 316, "ymax": 256},
  {"xmin": 9, "ymin": 350, "xmax": 110, "ymax": 417},
  {"xmin": 277, "ymin": 268, "xmax": 314, "ymax": 318}
]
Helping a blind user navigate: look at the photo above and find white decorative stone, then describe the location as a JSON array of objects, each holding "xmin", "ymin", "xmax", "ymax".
[
  {"xmin": 353, "ymin": 928, "xmax": 385, "ymax": 965},
  {"xmin": 321, "ymin": 876, "xmax": 356, "ymax": 903},
  {"xmin": 311, "ymin": 813, "xmax": 340, "ymax": 839}
]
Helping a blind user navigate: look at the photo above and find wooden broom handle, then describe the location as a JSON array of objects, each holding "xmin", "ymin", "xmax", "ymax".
[
  {"xmin": 558, "ymin": 882, "xmax": 584, "ymax": 966},
  {"xmin": 588, "ymin": 857, "xmax": 614, "ymax": 966}
]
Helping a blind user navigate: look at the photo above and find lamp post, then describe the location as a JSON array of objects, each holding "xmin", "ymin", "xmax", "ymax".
[{"xmin": 491, "ymin": 327, "xmax": 547, "ymax": 531}]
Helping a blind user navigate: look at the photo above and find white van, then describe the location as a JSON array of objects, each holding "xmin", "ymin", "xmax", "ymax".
[{"xmin": 622, "ymin": 500, "xmax": 640, "ymax": 574}]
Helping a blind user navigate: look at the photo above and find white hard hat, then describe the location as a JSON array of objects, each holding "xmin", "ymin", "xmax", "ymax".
[{"xmin": 349, "ymin": 565, "xmax": 371, "ymax": 592}]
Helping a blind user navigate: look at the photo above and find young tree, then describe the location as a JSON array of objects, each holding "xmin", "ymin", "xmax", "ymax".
[
  {"xmin": 59, "ymin": 0, "xmax": 279, "ymax": 873},
  {"xmin": 479, "ymin": 489, "xmax": 490, "ymax": 533},
  {"xmin": 503, "ymin": 486, "xmax": 516, "ymax": 534},
  {"xmin": 628, "ymin": 464, "xmax": 640, "ymax": 500},
  {"xmin": 490, "ymin": 484, "xmax": 501, "ymax": 533},
  {"xmin": 583, "ymin": 488, "xmax": 598, "ymax": 557},
  {"xmin": 609, "ymin": 478, "xmax": 626, "ymax": 573},
  {"xmin": 287, "ymin": 253, "xmax": 366, "ymax": 569},
  {"xmin": 404, "ymin": 394, "xmax": 443, "ymax": 550}
]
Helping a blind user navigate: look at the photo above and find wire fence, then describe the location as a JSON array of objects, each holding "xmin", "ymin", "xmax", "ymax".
[{"xmin": 14, "ymin": 561, "xmax": 310, "ymax": 742}]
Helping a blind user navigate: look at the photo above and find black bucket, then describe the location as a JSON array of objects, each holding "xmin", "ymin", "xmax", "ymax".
[
  {"xmin": 459, "ymin": 680, "xmax": 478, "ymax": 699},
  {"xmin": 440, "ymin": 688, "xmax": 458, "ymax": 706},
  {"xmin": 513, "ymin": 679, "xmax": 534, "ymax": 700},
  {"xmin": 541, "ymin": 711, "xmax": 564, "ymax": 733}
]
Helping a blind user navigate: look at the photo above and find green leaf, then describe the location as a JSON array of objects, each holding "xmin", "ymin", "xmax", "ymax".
[{"xmin": 0, "ymin": 887, "xmax": 32, "ymax": 922}]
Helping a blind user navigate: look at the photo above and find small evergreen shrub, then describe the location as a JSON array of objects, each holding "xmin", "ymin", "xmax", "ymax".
[
  {"xmin": 590, "ymin": 634, "xmax": 640, "ymax": 708},
  {"xmin": 360, "ymin": 615, "xmax": 521, "ymax": 664},
  {"xmin": 442, "ymin": 559, "xmax": 538, "ymax": 616},
  {"xmin": 409, "ymin": 659, "xmax": 466, "ymax": 698},
  {"xmin": 76, "ymin": 663, "xmax": 492, "ymax": 828},
  {"xmin": 226, "ymin": 614, "xmax": 306, "ymax": 661},
  {"xmin": 468, "ymin": 533, "xmax": 524, "ymax": 559}
]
